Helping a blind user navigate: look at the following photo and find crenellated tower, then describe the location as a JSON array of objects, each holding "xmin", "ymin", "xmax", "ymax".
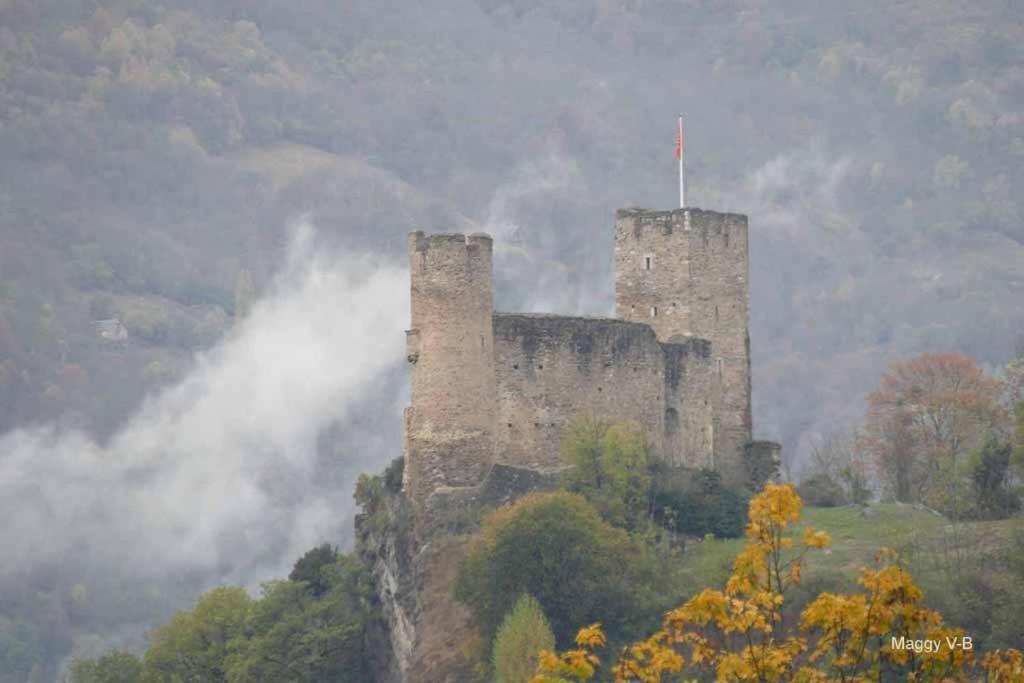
[
  {"xmin": 403, "ymin": 232, "xmax": 497, "ymax": 505},
  {"xmin": 614, "ymin": 207, "xmax": 752, "ymax": 471}
]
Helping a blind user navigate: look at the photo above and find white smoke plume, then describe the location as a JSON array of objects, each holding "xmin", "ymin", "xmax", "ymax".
[{"xmin": 0, "ymin": 222, "xmax": 409, "ymax": 593}]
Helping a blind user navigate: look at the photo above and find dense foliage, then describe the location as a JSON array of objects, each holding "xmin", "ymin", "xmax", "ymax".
[
  {"xmin": 455, "ymin": 491, "xmax": 663, "ymax": 648},
  {"xmin": 67, "ymin": 552, "xmax": 372, "ymax": 683},
  {"xmin": 560, "ymin": 416, "xmax": 652, "ymax": 532},
  {"xmin": 560, "ymin": 417, "xmax": 748, "ymax": 539},
  {"xmin": 858, "ymin": 352, "xmax": 1021, "ymax": 519},
  {"xmin": 533, "ymin": 485, "xmax": 1024, "ymax": 682},
  {"xmin": 649, "ymin": 465, "xmax": 748, "ymax": 539},
  {"xmin": 288, "ymin": 543, "xmax": 340, "ymax": 599},
  {"xmin": 67, "ymin": 652, "xmax": 141, "ymax": 683}
]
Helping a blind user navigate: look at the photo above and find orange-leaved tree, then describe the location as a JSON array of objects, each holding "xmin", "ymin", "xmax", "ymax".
[
  {"xmin": 531, "ymin": 483, "xmax": 1024, "ymax": 682},
  {"xmin": 862, "ymin": 352, "xmax": 1005, "ymax": 509}
]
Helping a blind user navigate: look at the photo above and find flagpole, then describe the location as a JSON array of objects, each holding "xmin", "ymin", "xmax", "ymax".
[{"xmin": 678, "ymin": 116, "xmax": 685, "ymax": 208}]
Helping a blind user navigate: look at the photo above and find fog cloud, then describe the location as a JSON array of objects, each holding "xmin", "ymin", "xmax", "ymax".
[{"xmin": 0, "ymin": 223, "xmax": 408, "ymax": 592}]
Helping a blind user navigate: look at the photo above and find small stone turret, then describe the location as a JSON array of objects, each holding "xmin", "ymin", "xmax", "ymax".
[{"xmin": 403, "ymin": 232, "xmax": 497, "ymax": 505}]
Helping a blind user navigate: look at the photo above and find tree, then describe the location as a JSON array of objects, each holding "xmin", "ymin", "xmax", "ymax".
[
  {"xmin": 74, "ymin": 555, "xmax": 371, "ymax": 683},
  {"xmin": 493, "ymin": 594, "xmax": 556, "ymax": 683},
  {"xmin": 969, "ymin": 434, "xmax": 1020, "ymax": 519},
  {"xmin": 226, "ymin": 556, "xmax": 371, "ymax": 682},
  {"xmin": 67, "ymin": 652, "xmax": 142, "ymax": 683},
  {"xmin": 741, "ymin": 441, "xmax": 781, "ymax": 493},
  {"xmin": 561, "ymin": 417, "xmax": 652, "ymax": 531},
  {"xmin": 801, "ymin": 430, "xmax": 872, "ymax": 506},
  {"xmin": 532, "ymin": 484, "xmax": 1024, "ymax": 682},
  {"xmin": 142, "ymin": 587, "xmax": 252, "ymax": 682},
  {"xmin": 862, "ymin": 353, "xmax": 1005, "ymax": 512},
  {"xmin": 455, "ymin": 492, "xmax": 658, "ymax": 646},
  {"xmin": 864, "ymin": 406, "xmax": 918, "ymax": 503},
  {"xmin": 289, "ymin": 543, "xmax": 339, "ymax": 598}
]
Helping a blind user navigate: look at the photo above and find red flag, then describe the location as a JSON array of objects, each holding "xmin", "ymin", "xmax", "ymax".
[{"xmin": 675, "ymin": 122, "xmax": 683, "ymax": 160}]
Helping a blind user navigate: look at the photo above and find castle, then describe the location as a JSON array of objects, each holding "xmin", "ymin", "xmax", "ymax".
[
  {"xmin": 362, "ymin": 206, "xmax": 758, "ymax": 683},
  {"xmin": 402, "ymin": 206, "xmax": 752, "ymax": 505}
]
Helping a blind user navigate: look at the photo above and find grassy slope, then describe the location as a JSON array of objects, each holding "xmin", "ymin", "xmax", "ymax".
[{"xmin": 680, "ymin": 503, "xmax": 1023, "ymax": 618}]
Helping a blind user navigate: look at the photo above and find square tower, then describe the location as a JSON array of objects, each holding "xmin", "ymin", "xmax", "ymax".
[{"xmin": 614, "ymin": 207, "xmax": 752, "ymax": 468}]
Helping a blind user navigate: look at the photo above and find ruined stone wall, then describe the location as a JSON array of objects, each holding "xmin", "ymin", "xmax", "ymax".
[
  {"xmin": 404, "ymin": 232, "xmax": 496, "ymax": 504},
  {"xmin": 614, "ymin": 208, "xmax": 751, "ymax": 471},
  {"xmin": 492, "ymin": 314, "xmax": 716, "ymax": 469},
  {"xmin": 660, "ymin": 337, "xmax": 719, "ymax": 468}
]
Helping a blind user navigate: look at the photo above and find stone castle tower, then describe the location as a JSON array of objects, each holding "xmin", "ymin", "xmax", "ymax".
[
  {"xmin": 365, "ymin": 206, "xmax": 759, "ymax": 683},
  {"xmin": 404, "ymin": 232, "xmax": 497, "ymax": 504},
  {"xmin": 403, "ymin": 206, "xmax": 753, "ymax": 506},
  {"xmin": 614, "ymin": 208, "xmax": 752, "ymax": 471}
]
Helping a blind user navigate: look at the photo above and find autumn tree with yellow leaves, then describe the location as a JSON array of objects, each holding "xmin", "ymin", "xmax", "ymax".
[{"xmin": 532, "ymin": 484, "xmax": 1024, "ymax": 682}]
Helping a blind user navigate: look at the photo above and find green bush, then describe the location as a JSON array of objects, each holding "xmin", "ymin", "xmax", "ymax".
[
  {"xmin": 455, "ymin": 491, "xmax": 660, "ymax": 646},
  {"xmin": 383, "ymin": 456, "xmax": 405, "ymax": 494},
  {"xmin": 650, "ymin": 466, "xmax": 747, "ymax": 538},
  {"xmin": 742, "ymin": 440, "xmax": 782, "ymax": 493},
  {"xmin": 969, "ymin": 435, "xmax": 1020, "ymax": 520},
  {"xmin": 797, "ymin": 472, "xmax": 848, "ymax": 507}
]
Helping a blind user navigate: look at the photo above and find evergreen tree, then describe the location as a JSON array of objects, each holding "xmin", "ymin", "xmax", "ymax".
[{"xmin": 492, "ymin": 594, "xmax": 555, "ymax": 683}]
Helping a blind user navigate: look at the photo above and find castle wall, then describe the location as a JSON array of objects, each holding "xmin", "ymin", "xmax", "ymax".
[
  {"xmin": 660, "ymin": 337, "xmax": 719, "ymax": 468},
  {"xmin": 614, "ymin": 208, "xmax": 751, "ymax": 470},
  {"xmin": 492, "ymin": 314, "xmax": 716, "ymax": 469}
]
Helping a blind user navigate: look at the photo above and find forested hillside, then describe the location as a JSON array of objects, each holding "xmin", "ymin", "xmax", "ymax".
[
  {"xmin": 1, "ymin": 0, "xmax": 1023, "ymax": 679},
  {"xmin": 2, "ymin": 0, "xmax": 1023, "ymax": 449}
]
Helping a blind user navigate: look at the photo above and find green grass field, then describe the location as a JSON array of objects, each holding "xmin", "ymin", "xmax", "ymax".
[{"xmin": 678, "ymin": 503, "xmax": 1023, "ymax": 609}]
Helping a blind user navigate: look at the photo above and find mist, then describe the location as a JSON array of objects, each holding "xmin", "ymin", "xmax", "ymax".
[{"xmin": 0, "ymin": 223, "xmax": 408, "ymax": 651}]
